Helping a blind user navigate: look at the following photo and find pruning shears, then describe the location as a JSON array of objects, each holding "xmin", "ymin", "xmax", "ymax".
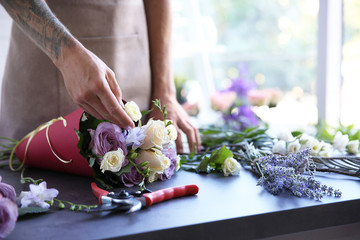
[{"xmin": 89, "ymin": 182, "xmax": 199, "ymax": 213}]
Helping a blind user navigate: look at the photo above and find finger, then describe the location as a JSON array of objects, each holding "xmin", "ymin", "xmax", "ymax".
[
  {"xmin": 178, "ymin": 120, "xmax": 196, "ymax": 153},
  {"xmin": 174, "ymin": 125, "xmax": 183, "ymax": 153},
  {"xmin": 106, "ymin": 70, "xmax": 122, "ymax": 104},
  {"xmin": 96, "ymin": 79, "xmax": 134, "ymax": 128},
  {"xmin": 193, "ymin": 125, "xmax": 202, "ymax": 152},
  {"xmin": 79, "ymin": 103, "xmax": 104, "ymax": 120}
]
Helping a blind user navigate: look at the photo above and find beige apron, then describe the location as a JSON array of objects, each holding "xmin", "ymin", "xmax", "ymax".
[{"xmin": 0, "ymin": 0, "xmax": 151, "ymax": 140}]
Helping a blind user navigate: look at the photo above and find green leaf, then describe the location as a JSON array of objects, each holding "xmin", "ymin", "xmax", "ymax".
[
  {"xmin": 141, "ymin": 109, "xmax": 153, "ymax": 118},
  {"xmin": 209, "ymin": 146, "xmax": 233, "ymax": 167},
  {"xmin": 291, "ymin": 131, "xmax": 303, "ymax": 137},
  {"xmin": 189, "ymin": 145, "xmax": 196, "ymax": 159},
  {"xmin": 88, "ymin": 157, "xmax": 96, "ymax": 167},
  {"xmin": 18, "ymin": 207, "xmax": 49, "ymax": 217},
  {"xmin": 197, "ymin": 156, "xmax": 210, "ymax": 173},
  {"xmin": 114, "ymin": 163, "xmax": 133, "ymax": 176},
  {"xmin": 199, "ymin": 128, "xmax": 222, "ymax": 135}
]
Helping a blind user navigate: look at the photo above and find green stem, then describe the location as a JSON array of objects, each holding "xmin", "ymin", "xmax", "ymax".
[{"xmin": 128, "ymin": 159, "xmax": 148, "ymax": 178}]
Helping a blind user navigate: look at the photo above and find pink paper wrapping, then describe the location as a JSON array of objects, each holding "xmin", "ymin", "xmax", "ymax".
[{"xmin": 15, "ymin": 109, "xmax": 93, "ymax": 177}]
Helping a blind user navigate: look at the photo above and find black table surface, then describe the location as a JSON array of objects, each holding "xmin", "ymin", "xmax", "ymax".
[{"xmin": 2, "ymin": 165, "xmax": 360, "ymax": 240}]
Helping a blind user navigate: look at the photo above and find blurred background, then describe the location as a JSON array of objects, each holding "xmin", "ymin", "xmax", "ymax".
[{"xmin": 0, "ymin": 0, "xmax": 359, "ymax": 131}]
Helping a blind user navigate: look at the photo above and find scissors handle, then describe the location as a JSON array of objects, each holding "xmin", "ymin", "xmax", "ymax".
[
  {"xmin": 143, "ymin": 184, "xmax": 199, "ymax": 207},
  {"xmin": 91, "ymin": 182, "xmax": 109, "ymax": 204}
]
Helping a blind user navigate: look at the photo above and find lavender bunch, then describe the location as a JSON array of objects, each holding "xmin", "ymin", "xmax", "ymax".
[{"xmin": 256, "ymin": 148, "xmax": 341, "ymax": 200}]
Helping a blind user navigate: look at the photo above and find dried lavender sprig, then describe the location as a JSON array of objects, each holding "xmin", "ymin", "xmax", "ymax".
[{"xmin": 256, "ymin": 148, "xmax": 341, "ymax": 200}]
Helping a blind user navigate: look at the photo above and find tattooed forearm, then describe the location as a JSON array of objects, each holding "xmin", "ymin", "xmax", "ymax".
[{"xmin": 0, "ymin": 0, "xmax": 76, "ymax": 60}]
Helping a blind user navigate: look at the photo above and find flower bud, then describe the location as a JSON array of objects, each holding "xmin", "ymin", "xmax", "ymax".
[
  {"xmin": 346, "ymin": 140, "xmax": 359, "ymax": 155},
  {"xmin": 125, "ymin": 101, "xmax": 142, "ymax": 122}
]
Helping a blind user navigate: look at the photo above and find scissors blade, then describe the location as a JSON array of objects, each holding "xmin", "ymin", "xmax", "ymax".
[{"xmin": 86, "ymin": 203, "xmax": 132, "ymax": 213}]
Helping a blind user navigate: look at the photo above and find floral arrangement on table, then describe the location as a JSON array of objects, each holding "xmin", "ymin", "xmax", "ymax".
[
  {"xmin": 210, "ymin": 65, "xmax": 259, "ymax": 131},
  {"xmin": 77, "ymin": 100, "xmax": 180, "ymax": 190},
  {"xmin": 180, "ymin": 126, "xmax": 350, "ymax": 200},
  {"xmin": 0, "ymin": 99, "xmax": 181, "ymax": 237},
  {"xmin": 0, "ymin": 100, "xmax": 179, "ymax": 190}
]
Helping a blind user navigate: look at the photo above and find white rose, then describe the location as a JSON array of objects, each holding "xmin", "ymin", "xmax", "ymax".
[
  {"xmin": 272, "ymin": 140, "xmax": 287, "ymax": 154},
  {"xmin": 125, "ymin": 101, "xmax": 142, "ymax": 122},
  {"xmin": 346, "ymin": 140, "xmax": 359, "ymax": 155},
  {"xmin": 222, "ymin": 157, "xmax": 241, "ymax": 177},
  {"xmin": 318, "ymin": 141, "xmax": 332, "ymax": 157},
  {"xmin": 137, "ymin": 149, "xmax": 171, "ymax": 173},
  {"xmin": 100, "ymin": 148, "xmax": 125, "ymax": 173},
  {"xmin": 333, "ymin": 131, "xmax": 349, "ymax": 153},
  {"xmin": 166, "ymin": 123, "xmax": 178, "ymax": 142},
  {"xmin": 277, "ymin": 130, "xmax": 294, "ymax": 142},
  {"xmin": 141, "ymin": 119, "xmax": 169, "ymax": 149},
  {"xmin": 287, "ymin": 139, "xmax": 301, "ymax": 153},
  {"xmin": 147, "ymin": 171, "xmax": 159, "ymax": 183}
]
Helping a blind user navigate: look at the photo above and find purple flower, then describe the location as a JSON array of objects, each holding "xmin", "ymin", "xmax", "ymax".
[
  {"xmin": 0, "ymin": 179, "xmax": 16, "ymax": 202},
  {"xmin": 223, "ymin": 105, "xmax": 258, "ymax": 130},
  {"xmin": 159, "ymin": 144, "xmax": 178, "ymax": 181},
  {"xmin": 121, "ymin": 164, "xmax": 144, "ymax": 187},
  {"xmin": 125, "ymin": 127, "xmax": 146, "ymax": 150},
  {"xmin": 225, "ymin": 63, "xmax": 255, "ymax": 97},
  {"xmin": 0, "ymin": 197, "xmax": 18, "ymax": 239},
  {"xmin": 19, "ymin": 182, "xmax": 59, "ymax": 208},
  {"xmin": 93, "ymin": 122, "xmax": 127, "ymax": 156},
  {"xmin": 257, "ymin": 149, "xmax": 341, "ymax": 200}
]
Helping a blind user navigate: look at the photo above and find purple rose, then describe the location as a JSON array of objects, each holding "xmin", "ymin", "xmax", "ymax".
[
  {"xmin": 159, "ymin": 144, "xmax": 178, "ymax": 181},
  {"xmin": 121, "ymin": 166, "xmax": 144, "ymax": 187},
  {"xmin": 0, "ymin": 197, "xmax": 18, "ymax": 239},
  {"xmin": 0, "ymin": 181, "xmax": 16, "ymax": 203},
  {"xmin": 93, "ymin": 122, "xmax": 127, "ymax": 156}
]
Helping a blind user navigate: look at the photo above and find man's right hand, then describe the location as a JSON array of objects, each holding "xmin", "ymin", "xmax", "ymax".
[{"xmin": 55, "ymin": 43, "xmax": 134, "ymax": 129}]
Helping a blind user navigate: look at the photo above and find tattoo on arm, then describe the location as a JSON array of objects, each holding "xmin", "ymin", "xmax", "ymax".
[{"xmin": 0, "ymin": 0, "xmax": 75, "ymax": 60}]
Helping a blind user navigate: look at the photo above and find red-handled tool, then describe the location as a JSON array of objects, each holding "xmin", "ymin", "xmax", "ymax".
[
  {"xmin": 90, "ymin": 182, "xmax": 199, "ymax": 213},
  {"xmin": 143, "ymin": 185, "xmax": 199, "ymax": 207}
]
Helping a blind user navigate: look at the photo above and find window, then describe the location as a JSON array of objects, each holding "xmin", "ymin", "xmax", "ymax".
[{"xmin": 172, "ymin": 0, "xmax": 319, "ymax": 129}]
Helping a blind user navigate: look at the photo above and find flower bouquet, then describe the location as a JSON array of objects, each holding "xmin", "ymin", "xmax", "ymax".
[
  {"xmin": 77, "ymin": 100, "xmax": 180, "ymax": 189},
  {"xmin": 4, "ymin": 100, "xmax": 179, "ymax": 190}
]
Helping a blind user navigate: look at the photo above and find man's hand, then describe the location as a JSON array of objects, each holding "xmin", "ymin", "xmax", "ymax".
[
  {"xmin": 149, "ymin": 96, "xmax": 201, "ymax": 153},
  {"xmin": 1, "ymin": 0, "xmax": 134, "ymax": 129},
  {"xmin": 56, "ymin": 44, "xmax": 134, "ymax": 128}
]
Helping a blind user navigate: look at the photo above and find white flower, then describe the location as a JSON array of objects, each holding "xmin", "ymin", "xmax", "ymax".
[
  {"xmin": 19, "ymin": 182, "xmax": 59, "ymax": 208},
  {"xmin": 287, "ymin": 139, "xmax": 301, "ymax": 153},
  {"xmin": 306, "ymin": 139, "xmax": 321, "ymax": 156},
  {"xmin": 333, "ymin": 132, "xmax": 349, "ymax": 153},
  {"xmin": 100, "ymin": 148, "xmax": 125, "ymax": 173},
  {"xmin": 147, "ymin": 171, "xmax": 159, "ymax": 183},
  {"xmin": 277, "ymin": 130, "xmax": 293, "ymax": 142},
  {"xmin": 124, "ymin": 101, "xmax": 142, "ymax": 122},
  {"xmin": 222, "ymin": 157, "xmax": 241, "ymax": 177},
  {"xmin": 346, "ymin": 140, "xmax": 359, "ymax": 155},
  {"xmin": 318, "ymin": 141, "xmax": 332, "ymax": 157},
  {"xmin": 272, "ymin": 140, "xmax": 287, "ymax": 154},
  {"xmin": 166, "ymin": 123, "xmax": 178, "ymax": 142},
  {"xmin": 175, "ymin": 155, "xmax": 181, "ymax": 171},
  {"xmin": 137, "ymin": 149, "xmax": 171, "ymax": 173},
  {"xmin": 299, "ymin": 136, "xmax": 321, "ymax": 155},
  {"xmin": 141, "ymin": 119, "xmax": 169, "ymax": 149}
]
